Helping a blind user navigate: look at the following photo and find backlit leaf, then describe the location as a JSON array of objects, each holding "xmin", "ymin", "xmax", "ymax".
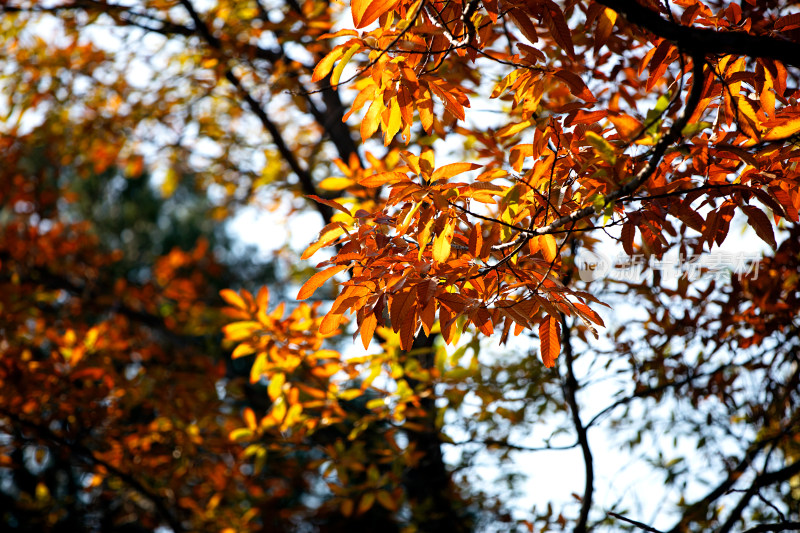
[
  {"xmin": 539, "ymin": 314, "xmax": 561, "ymax": 368},
  {"xmin": 298, "ymin": 265, "xmax": 348, "ymax": 301}
]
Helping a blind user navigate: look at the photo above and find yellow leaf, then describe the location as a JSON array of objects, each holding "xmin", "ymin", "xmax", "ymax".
[
  {"xmin": 357, "ymin": 492, "xmax": 376, "ymax": 514},
  {"xmin": 222, "ymin": 321, "xmax": 261, "ymax": 342},
  {"xmin": 161, "ymin": 167, "xmax": 178, "ymax": 198},
  {"xmin": 432, "ymin": 219, "xmax": 455, "ymax": 263},
  {"xmin": 268, "ymin": 373, "xmax": 285, "ymax": 401},
  {"xmin": 497, "ymin": 118, "xmax": 533, "ymax": 139},
  {"xmin": 271, "ymin": 398, "xmax": 287, "ymax": 423},
  {"xmin": 764, "ymin": 114, "xmax": 800, "ymax": 141},
  {"xmin": 331, "ymin": 43, "xmax": 360, "ymax": 87},
  {"xmin": 376, "ymin": 490, "xmax": 398, "ymax": 511},
  {"xmin": 339, "ymin": 388, "xmax": 364, "ymax": 401},
  {"xmin": 318, "ymin": 177, "xmax": 354, "ymax": 190},
  {"xmin": 585, "ymin": 131, "xmax": 616, "ymax": 164},
  {"xmin": 229, "ymin": 428, "xmax": 253, "ymax": 442},
  {"xmin": 232, "ymin": 343, "xmax": 256, "ymax": 359},
  {"xmin": 361, "ymin": 96, "xmax": 383, "ymax": 141},
  {"xmin": 220, "ymin": 288, "xmax": 248, "ymax": 310},
  {"xmin": 302, "ymin": 225, "xmax": 346, "ymax": 260},
  {"xmin": 283, "ymin": 403, "xmax": 303, "ymax": 429},
  {"xmin": 384, "ymin": 97, "xmax": 402, "ymax": 145}
]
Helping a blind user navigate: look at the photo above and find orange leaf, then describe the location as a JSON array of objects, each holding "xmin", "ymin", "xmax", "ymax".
[
  {"xmin": 302, "ymin": 224, "xmax": 346, "ymax": 260},
  {"xmin": 431, "ymin": 162, "xmax": 481, "ymax": 183},
  {"xmin": 359, "ymin": 171, "xmax": 409, "ymax": 188},
  {"xmin": 468, "ymin": 223, "xmax": 483, "ymax": 256},
  {"xmin": 360, "ymin": 312, "xmax": 378, "ymax": 349},
  {"xmin": 352, "ymin": 0, "xmax": 398, "ymax": 28},
  {"xmin": 608, "ymin": 114, "xmax": 643, "ymax": 142},
  {"xmin": 243, "ymin": 407, "xmax": 257, "ymax": 430},
  {"xmin": 429, "ymin": 82, "xmax": 466, "ymax": 121},
  {"xmin": 538, "ymin": 315, "xmax": 561, "ymax": 368},
  {"xmin": 543, "ymin": 1, "xmax": 575, "ymax": 59},
  {"xmin": 621, "ymin": 221, "xmax": 636, "ymax": 256},
  {"xmin": 312, "ymin": 46, "xmax": 346, "ymax": 83},
  {"xmin": 417, "ymin": 87, "xmax": 434, "ymax": 133},
  {"xmin": 319, "ymin": 312, "xmax": 345, "ymax": 335},
  {"xmin": 256, "ymin": 286, "xmax": 269, "ymax": 310},
  {"xmin": 538, "ymin": 234, "xmax": 558, "ymax": 262},
  {"xmin": 376, "ymin": 490, "xmax": 398, "ymax": 511},
  {"xmin": 297, "ymin": 265, "xmax": 348, "ymax": 300}
]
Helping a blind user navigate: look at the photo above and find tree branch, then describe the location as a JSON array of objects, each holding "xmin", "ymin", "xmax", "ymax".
[
  {"xmin": 560, "ymin": 313, "xmax": 594, "ymax": 533},
  {"xmin": 596, "ymin": 0, "xmax": 800, "ymax": 69},
  {"xmin": 177, "ymin": 0, "xmax": 333, "ymax": 224},
  {"xmin": 743, "ymin": 522, "xmax": 800, "ymax": 533},
  {"xmin": 607, "ymin": 511, "xmax": 665, "ymax": 533}
]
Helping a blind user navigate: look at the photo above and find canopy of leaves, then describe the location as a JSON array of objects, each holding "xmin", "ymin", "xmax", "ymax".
[{"xmin": 1, "ymin": 0, "xmax": 799, "ymax": 532}]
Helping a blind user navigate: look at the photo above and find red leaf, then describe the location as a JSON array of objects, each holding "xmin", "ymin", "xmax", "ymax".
[
  {"xmin": 307, "ymin": 195, "xmax": 352, "ymax": 216},
  {"xmin": 543, "ymin": 1, "xmax": 575, "ymax": 59},
  {"xmin": 742, "ymin": 205, "xmax": 776, "ymax": 249},
  {"xmin": 621, "ymin": 221, "xmax": 635, "ymax": 256},
  {"xmin": 552, "ymin": 70, "xmax": 595, "ymax": 102}
]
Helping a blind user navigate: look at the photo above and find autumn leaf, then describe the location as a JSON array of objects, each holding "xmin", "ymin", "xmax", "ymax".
[
  {"xmin": 351, "ymin": 0, "xmax": 398, "ymax": 28},
  {"xmin": 306, "ymin": 195, "xmax": 352, "ymax": 216},
  {"xmin": 220, "ymin": 289, "xmax": 248, "ymax": 310},
  {"xmin": 302, "ymin": 224, "xmax": 347, "ymax": 260},
  {"xmin": 312, "ymin": 46, "xmax": 346, "ymax": 83},
  {"xmin": 538, "ymin": 234, "xmax": 558, "ymax": 263},
  {"xmin": 359, "ymin": 171, "xmax": 409, "ymax": 188},
  {"xmin": 742, "ymin": 205, "xmax": 776, "ymax": 249},
  {"xmin": 539, "ymin": 315, "xmax": 561, "ymax": 368},
  {"xmin": 430, "ymin": 162, "xmax": 481, "ymax": 183},
  {"xmin": 432, "ymin": 219, "xmax": 456, "ymax": 263}
]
